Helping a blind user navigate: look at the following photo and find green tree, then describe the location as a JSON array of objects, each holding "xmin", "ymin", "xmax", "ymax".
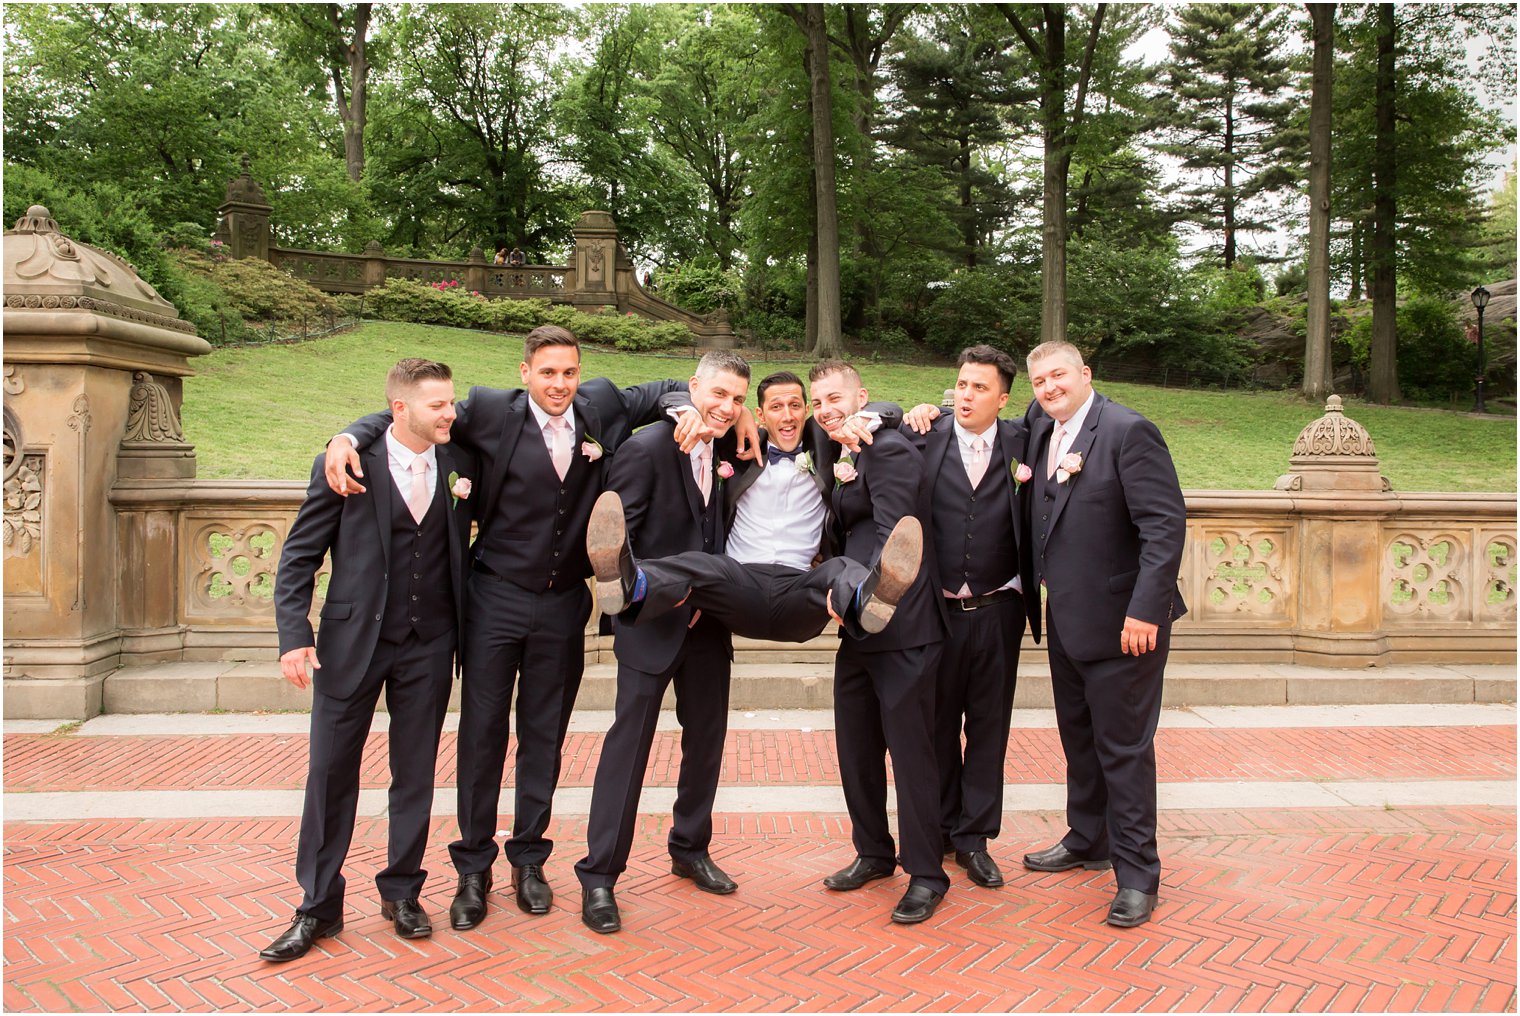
[
  {"xmin": 1155, "ymin": 3, "xmax": 1300, "ymax": 269},
  {"xmin": 264, "ymin": 3, "xmax": 378, "ymax": 183}
]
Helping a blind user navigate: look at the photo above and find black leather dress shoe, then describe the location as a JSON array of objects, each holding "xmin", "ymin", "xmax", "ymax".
[
  {"xmin": 955, "ymin": 849, "xmax": 1005, "ymax": 888},
  {"xmin": 1022, "ymin": 843, "xmax": 1113, "ymax": 872},
  {"xmin": 822, "ymin": 857, "xmax": 895, "ymax": 891},
  {"xmin": 588, "ymin": 491, "xmax": 639, "ymax": 615},
  {"xmin": 890, "ymin": 884, "xmax": 944, "ymax": 925},
  {"xmin": 450, "ymin": 872, "xmax": 492, "ymax": 930},
  {"xmin": 513, "ymin": 864, "xmax": 553, "ymax": 914},
  {"xmin": 856, "ymin": 517, "xmax": 923, "ymax": 634},
  {"xmin": 581, "ymin": 887, "xmax": 621, "ymax": 934},
  {"xmin": 259, "ymin": 913, "xmax": 342, "ymax": 962},
  {"xmin": 380, "ymin": 898, "xmax": 432, "ymax": 939},
  {"xmin": 672, "ymin": 854, "xmax": 737, "ymax": 895},
  {"xmin": 1106, "ymin": 888, "xmax": 1158, "ymax": 928}
]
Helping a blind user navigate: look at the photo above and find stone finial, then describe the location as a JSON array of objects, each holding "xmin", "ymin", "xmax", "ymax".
[
  {"xmin": 13, "ymin": 206, "xmax": 60, "ymax": 235},
  {"xmin": 1274, "ymin": 395, "xmax": 1391, "ymax": 492},
  {"xmin": 222, "ymin": 156, "xmax": 269, "ymax": 207}
]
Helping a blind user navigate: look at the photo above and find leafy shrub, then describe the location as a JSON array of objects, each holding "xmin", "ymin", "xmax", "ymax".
[
  {"xmin": 921, "ymin": 266, "xmax": 1037, "ymax": 356},
  {"xmin": 1344, "ymin": 295, "xmax": 1489, "ymax": 402},
  {"xmin": 163, "ymin": 248, "xmax": 337, "ymax": 345},
  {"xmin": 657, "ymin": 260, "xmax": 741, "ymax": 314},
  {"xmin": 734, "ymin": 309, "xmax": 805, "ymax": 351}
]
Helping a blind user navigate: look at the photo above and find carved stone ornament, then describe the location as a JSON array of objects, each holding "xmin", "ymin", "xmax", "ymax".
[
  {"xmin": 4, "ymin": 365, "xmax": 23, "ymax": 395},
  {"xmin": 1274, "ymin": 395, "xmax": 1390, "ymax": 492},
  {"xmin": 2, "ymin": 406, "xmax": 41, "ymax": 556},
  {"xmin": 122, "ymin": 371, "xmax": 186, "ymax": 444},
  {"xmin": 586, "ymin": 241, "xmax": 606, "ymax": 272},
  {"xmin": 222, "ymin": 154, "xmax": 271, "ymax": 207},
  {"xmin": 5, "ymin": 205, "xmax": 197, "ymax": 333}
]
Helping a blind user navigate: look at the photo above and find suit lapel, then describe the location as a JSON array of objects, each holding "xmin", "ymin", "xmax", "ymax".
[
  {"xmin": 484, "ymin": 394, "xmax": 530, "ymax": 523},
  {"xmin": 435, "ymin": 444, "xmax": 463, "ymax": 582},
  {"xmin": 363, "ymin": 443, "xmax": 392, "ymax": 571},
  {"xmin": 678, "ymin": 441, "xmax": 707, "ymax": 524},
  {"xmin": 925, "ymin": 423, "xmax": 956, "ymax": 489},
  {"xmin": 1044, "ymin": 393, "xmax": 1106, "ymax": 540}
]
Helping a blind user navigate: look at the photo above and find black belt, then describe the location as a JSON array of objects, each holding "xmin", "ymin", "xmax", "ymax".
[{"xmin": 945, "ymin": 588, "xmax": 1021, "ymax": 611}]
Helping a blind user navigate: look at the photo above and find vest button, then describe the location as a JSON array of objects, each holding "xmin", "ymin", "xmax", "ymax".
[
  {"xmin": 411, "ymin": 594, "xmax": 419, "ymax": 601},
  {"xmin": 413, "ymin": 573, "xmax": 421, "ymax": 580},
  {"xmin": 374, "ymin": 614, "xmax": 382, "ymax": 621}
]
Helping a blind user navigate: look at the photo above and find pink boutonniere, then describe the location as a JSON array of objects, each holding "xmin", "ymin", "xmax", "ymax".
[
  {"xmin": 1056, "ymin": 452, "xmax": 1083, "ymax": 485},
  {"xmin": 448, "ymin": 471, "xmax": 471, "ymax": 507},
  {"xmin": 1011, "ymin": 460, "xmax": 1032, "ymax": 493},
  {"xmin": 833, "ymin": 454, "xmax": 858, "ymax": 486},
  {"xmin": 716, "ymin": 460, "xmax": 735, "ymax": 482},
  {"xmin": 581, "ymin": 437, "xmax": 603, "ymax": 461}
]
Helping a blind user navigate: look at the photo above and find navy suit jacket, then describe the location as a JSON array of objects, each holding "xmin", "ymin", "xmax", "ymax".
[
  {"xmin": 904, "ymin": 413, "xmax": 1030, "ymax": 577},
  {"xmin": 275, "ymin": 440, "xmax": 477, "ymax": 699},
  {"xmin": 606, "ymin": 421, "xmax": 734, "ymax": 674},
  {"xmin": 1021, "ymin": 391, "xmax": 1187, "ymax": 659}
]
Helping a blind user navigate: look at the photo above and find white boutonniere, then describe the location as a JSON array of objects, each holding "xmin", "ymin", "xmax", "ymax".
[
  {"xmin": 581, "ymin": 436, "xmax": 604, "ymax": 461},
  {"xmin": 1056, "ymin": 452, "xmax": 1083, "ymax": 485},
  {"xmin": 833, "ymin": 454, "xmax": 857, "ymax": 486},
  {"xmin": 795, "ymin": 450, "xmax": 814, "ymax": 475},
  {"xmin": 448, "ymin": 471, "xmax": 471, "ymax": 507}
]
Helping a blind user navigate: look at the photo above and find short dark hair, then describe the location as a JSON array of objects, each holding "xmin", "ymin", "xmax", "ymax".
[
  {"xmin": 522, "ymin": 324, "xmax": 580, "ymax": 364},
  {"xmin": 386, "ymin": 358, "xmax": 452, "ymax": 402},
  {"xmin": 957, "ymin": 344, "xmax": 1018, "ymax": 394},
  {"xmin": 757, "ymin": 370, "xmax": 805, "ymax": 406},
  {"xmin": 808, "ymin": 359, "xmax": 861, "ymax": 389}
]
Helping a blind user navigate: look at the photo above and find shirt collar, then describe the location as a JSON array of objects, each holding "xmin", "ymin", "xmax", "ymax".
[
  {"xmin": 953, "ymin": 419, "xmax": 999, "ymax": 448},
  {"xmin": 688, "ymin": 438, "xmax": 714, "ymax": 462},
  {"xmin": 528, "ymin": 397, "xmax": 576, "ymax": 435},
  {"xmin": 386, "ymin": 425, "xmax": 437, "ymax": 470}
]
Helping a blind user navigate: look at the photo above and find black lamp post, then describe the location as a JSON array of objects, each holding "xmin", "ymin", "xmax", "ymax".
[{"xmin": 1471, "ymin": 285, "xmax": 1491, "ymax": 414}]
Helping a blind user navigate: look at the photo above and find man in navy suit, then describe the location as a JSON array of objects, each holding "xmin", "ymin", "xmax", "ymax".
[
  {"xmin": 321, "ymin": 326, "xmax": 700, "ymax": 928},
  {"xmin": 902, "ymin": 345, "xmax": 1031, "ymax": 892},
  {"xmin": 806, "ymin": 361, "xmax": 951, "ymax": 925},
  {"xmin": 575, "ymin": 350, "xmax": 752, "ymax": 934},
  {"xmin": 1019, "ymin": 340, "xmax": 1187, "ymax": 928},
  {"xmin": 263, "ymin": 358, "xmax": 476, "ymax": 961}
]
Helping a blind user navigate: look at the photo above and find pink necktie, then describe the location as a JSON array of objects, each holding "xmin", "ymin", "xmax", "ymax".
[
  {"xmin": 697, "ymin": 444, "xmax": 712, "ymax": 505},
  {"xmin": 966, "ymin": 437, "xmax": 988, "ymax": 487},
  {"xmin": 548, "ymin": 415, "xmax": 571, "ymax": 480},
  {"xmin": 1046, "ymin": 422, "xmax": 1065, "ymax": 479},
  {"xmin": 406, "ymin": 456, "xmax": 430, "ymax": 523}
]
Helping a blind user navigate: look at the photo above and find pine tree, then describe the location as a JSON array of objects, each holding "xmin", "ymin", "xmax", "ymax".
[{"xmin": 1155, "ymin": 3, "xmax": 1299, "ymax": 268}]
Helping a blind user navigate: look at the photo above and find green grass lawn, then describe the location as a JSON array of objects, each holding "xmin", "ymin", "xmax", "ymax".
[{"xmin": 182, "ymin": 322, "xmax": 1517, "ymax": 491}]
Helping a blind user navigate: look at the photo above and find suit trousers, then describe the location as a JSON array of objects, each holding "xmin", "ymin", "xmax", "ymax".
[
  {"xmin": 937, "ymin": 594, "xmax": 1023, "ymax": 852},
  {"xmin": 296, "ymin": 627, "xmax": 455, "ymax": 921},
  {"xmin": 636, "ymin": 554, "xmax": 868, "ymax": 644},
  {"xmin": 450, "ymin": 572, "xmax": 591, "ymax": 873},
  {"xmin": 1046, "ymin": 606, "xmax": 1168, "ymax": 895},
  {"xmin": 834, "ymin": 638, "xmax": 949, "ymax": 894},
  {"xmin": 575, "ymin": 618, "xmax": 732, "ymax": 889}
]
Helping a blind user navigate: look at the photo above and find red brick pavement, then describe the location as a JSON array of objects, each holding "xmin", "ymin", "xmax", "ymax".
[
  {"xmin": 4, "ymin": 809, "xmax": 1515, "ymax": 1012},
  {"xmin": 5, "ymin": 724, "xmax": 1513, "ymax": 793}
]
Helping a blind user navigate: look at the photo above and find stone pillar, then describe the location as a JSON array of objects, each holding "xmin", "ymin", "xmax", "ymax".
[
  {"xmin": 1274, "ymin": 396, "xmax": 1395, "ymax": 665},
  {"xmin": 569, "ymin": 210, "xmax": 619, "ymax": 310},
  {"xmin": 3, "ymin": 205, "xmax": 211, "ymax": 718},
  {"xmin": 465, "ymin": 246, "xmax": 487, "ymax": 294},
  {"xmin": 215, "ymin": 156, "xmax": 273, "ymax": 262}
]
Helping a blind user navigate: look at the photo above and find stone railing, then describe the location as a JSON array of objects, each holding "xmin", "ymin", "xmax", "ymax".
[
  {"xmin": 270, "ymin": 246, "xmax": 568, "ymax": 300},
  {"xmin": 89, "ymin": 479, "xmax": 1518, "ymax": 672}
]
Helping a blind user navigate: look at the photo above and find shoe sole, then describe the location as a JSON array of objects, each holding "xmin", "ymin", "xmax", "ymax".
[
  {"xmin": 587, "ymin": 491, "xmax": 629, "ymax": 615},
  {"xmin": 1023, "ymin": 857, "xmax": 1113, "ymax": 872},
  {"xmin": 860, "ymin": 517, "xmax": 923, "ymax": 634},
  {"xmin": 672, "ymin": 865, "xmax": 737, "ymax": 895},
  {"xmin": 583, "ymin": 915, "xmax": 622, "ymax": 934},
  {"xmin": 258, "ymin": 921, "xmax": 343, "ymax": 962},
  {"xmin": 450, "ymin": 913, "xmax": 485, "ymax": 931},
  {"xmin": 890, "ymin": 903, "xmax": 942, "ymax": 925},
  {"xmin": 516, "ymin": 898, "xmax": 552, "ymax": 915}
]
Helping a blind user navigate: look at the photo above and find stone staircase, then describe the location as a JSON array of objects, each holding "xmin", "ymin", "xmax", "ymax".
[{"xmin": 95, "ymin": 630, "xmax": 1514, "ymax": 715}]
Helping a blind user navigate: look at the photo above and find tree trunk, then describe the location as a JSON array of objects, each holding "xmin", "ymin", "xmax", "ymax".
[
  {"xmin": 803, "ymin": 4, "xmax": 843, "ymax": 359},
  {"xmin": 1223, "ymin": 83, "xmax": 1236, "ymax": 268},
  {"xmin": 328, "ymin": 3, "xmax": 371, "ymax": 183},
  {"xmin": 1368, "ymin": 2, "xmax": 1399, "ymax": 403},
  {"xmin": 1347, "ymin": 218, "xmax": 1362, "ymax": 301},
  {"xmin": 1302, "ymin": 3, "xmax": 1335, "ymax": 401}
]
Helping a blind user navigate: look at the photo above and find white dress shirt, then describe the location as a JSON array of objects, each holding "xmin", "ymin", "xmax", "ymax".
[
  {"xmin": 726, "ymin": 447, "xmax": 827, "ymax": 570},
  {"xmin": 1050, "ymin": 391, "xmax": 1095, "ymax": 464},
  {"xmin": 528, "ymin": 399, "xmax": 577, "ymax": 455},
  {"xmin": 385, "ymin": 426, "xmax": 438, "ymax": 513}
]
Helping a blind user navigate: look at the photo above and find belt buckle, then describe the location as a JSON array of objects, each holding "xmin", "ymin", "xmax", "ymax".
[{"xmin": 956, "ymin": 597, "xmax": 979, "ymax": 611}]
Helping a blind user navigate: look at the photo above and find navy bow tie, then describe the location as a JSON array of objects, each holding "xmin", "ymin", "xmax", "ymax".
[{"xmin": 767, "ymin": 445, "xmax": 801, "ymax": 465}]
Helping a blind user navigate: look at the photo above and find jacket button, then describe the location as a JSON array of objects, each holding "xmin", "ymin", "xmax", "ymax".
[
  {"xmin": 411, "ymin": 594, "xmax": 419, "ymax": 601},
  {"xmin": 374, "ymin": 614, "xmax": 382, "ymax": 621}
]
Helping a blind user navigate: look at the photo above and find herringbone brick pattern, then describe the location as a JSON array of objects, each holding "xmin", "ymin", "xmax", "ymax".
[
  {"xmin": 5, "ymin": 724, "xmax": 1513, "ymax": 792},
  {"xmin": 4, "ymin": 809, "xmax": 1514, "ymax": 1012}
]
